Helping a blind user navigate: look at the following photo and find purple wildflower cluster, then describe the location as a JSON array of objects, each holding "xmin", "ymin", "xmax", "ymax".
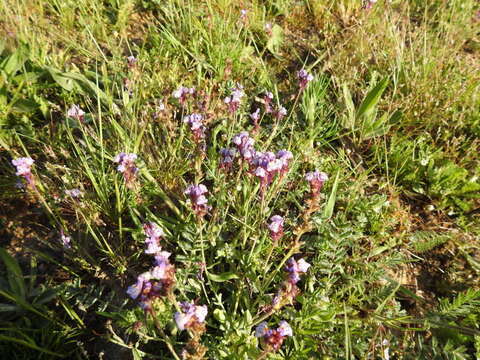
[
  {"xmin": 183, "ymin": 113, "xmax": 206, "ymax": 141},
  {"xmin": 127, "ymin": 223, "xmax": 175, "ymax": 311},
  {"xmin": 305, "ymin": 170, "xmax": 329, "ymax": 198},
  {"xmin": 260, "ymin": 92, "xmax": 287, "ymax": 120},
  {"xmin": 252, "ymin": 149, "xmax": 293, "ymax": 189},
  {"xmin": 174, "ymin": 302, "xmax": 208, "ymax": 331},
  {"xmin": 114, "ymin": 152, "xmax": 139, "ymax": 188},
  {"xmin": 173, "ymin": 86, "xmax": 195, "ymax": 105},
  {"xmin": 255, "ymin": 320, "xmax": 293, "ymax": 352},
  {"xmin": 225, "ymin": 131, "xmax": 293, "ymax": 190},
  {"xmin": 271, "ymin": 257, "xmax": 311, "ymax": 310},
  {"xmin": 224, "ymin": 84, "xmax": 244, "ymax": 113},
  {"xmin": 185, "ymin": 184, "xmax": 211, "ymax": 217},
  {"xmin": 297, "ymin": 69, "xmax": 314, "ymax": 91},
  {"xmin": 12, "ymin": 157, "xmax": 35, "ymax": 188}
]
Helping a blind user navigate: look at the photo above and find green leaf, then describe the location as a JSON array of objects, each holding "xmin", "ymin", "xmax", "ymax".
[
  {"xmin": 323, "ymin": 171, "xmax": 339, "ymax": 219},
  {"xmin": 209, "ymin": 272, "xmax": 239, "ymax": 282},
  {"xmin": 356, "ymin": 77, "xmax": 389, "ymax": 120},
  {"xmin": 46, "ymin": 67, "xmax": 73, "ymax": 91},
  {"xmin": 11, "ymin": 98, "xmax": 38, "ymax": 113},
  {"xmin": 0, "ymin": 248, "xmax": 26, "ymax": 299},
  {"xmin": 0, "ymin": 48, "xmax": 28, "ymax": 77},
  {"xmin": 266, "ymin": 24, "xmax": 283, "ymax": 55}
]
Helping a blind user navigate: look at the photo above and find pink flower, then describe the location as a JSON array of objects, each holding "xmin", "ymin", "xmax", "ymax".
[{"xmin": 67, "ymin": 104, "xmax": 85, "ymax": 122}]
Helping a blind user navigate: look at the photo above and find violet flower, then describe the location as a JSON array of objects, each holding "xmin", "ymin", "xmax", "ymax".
[
  {"xmin": 60, "ymin": 232, "xmax": 71, "ymax": 249},
  {"xmin": 219, "ymin": 148, "xmax": 236, "ymax": 170},
  {"xmin": 127, "ymin": 55, "xmax": 137, "ymax": 68},
  {"xmin": 185, "ymin": 184, "xmax": 211, "ymax": 217},
  {"xmin": 173, "ymin": 86, "xmax": 195, "ymax": 105},
  {"xmin": 297, "ymin": 69, "xmax": 314, "ymax": 91},
  {"xmin": 174, "ymin": 302, "xmax": 208, "ymax": 331},
  {"xmin": 143, "ymin": 222, "xmax": 165, "ymax": 254},
  {"xmin": 255, "ymin": 320, "xmax": 293, "ymax": 351},
  {"xmin": 114, "ymin": 152, "xmax": 139, "ymax": 188},
  {"xmin": 305, "ymin": 170, "xmax": 328, "ymax": 197},
  {"xmin": 252, "ymin": 150, "xmax": 293, "ymax": 188},
  {"xmin": 65, "ymin": 188, "xmax": 83, "ymax": 198},
  {"xmin": 268, "ymin": 215, "xmax": 284, "ymax": 243},
  {"xmin": 285, "ymin": 257, "xmax": 311, "ymax": 285},
  {"xmin": 273, "ymin": 106, "xmax": 287, "ymax": 121},
  {"xmin": 224, "ymin": 84, "xmax": 244, "ymax": 113},
  {"xmin": 250, "ymin": 108, "xmax": 261, "ymax": 129},
  {"xmin": 263, "ymin": 92, "xmax": 274, "ymax": 113},
  {"xmin": 12, "ymin": 157, "xmax": 35, "ymax": 188},
  {"xmin": 183, "ymin": 113, "xmax": 206, "ymax": 141},
  {"xmin": 232, "ymin": 131, "xmax": 255, "ymax": 161},
  {"xmin": 126, "ymin": 252, "xmax": 176, "ymax": 311},
  {"xmin": 276, "ymin": 150, "xmax": 293, "ymax": 176},
  {"xmin": 67, "ymin": 104, "xmax": 85, "ymax": 122}
]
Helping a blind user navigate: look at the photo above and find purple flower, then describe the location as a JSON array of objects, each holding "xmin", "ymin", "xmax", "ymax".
[
  {"xmin": 65, "ymin": 188, "xmax": 82, "ymax": 198},
  {"xmin": 220, "ymin": 148, "xmax": 236, "ymax": 170},
  {"xmin": 255, "ymin": 322, "xmax": 270, "ymax": 338},
  {"xmin": 268, "ymin": 215, "xmax": 284, "ymax": 242},
  {"xmin": 263, "ymin": 92, "xmax": 274, "ymax": 113},
  {"xmin": 12, "ymin": 157, "xmax": 35, "ymax": 188},
  {"xmin": 277, "ymin": 321, "xmax": 293, "ymax": 337},
  {"xmin": 173, "ymin": 86, "xmax": 195, "ymax": 105},
  {"xmin": 251, "ymin": 149, "xmax": 292, "ymax": 188},
  {"xmin": 67, "ymin": 104, "xmax": 85, "ymax": 122},
  {"xmin": 297, "ymin": 69, "xmax": 314, "ymax": 91},
  {"xmin": 250, "ymin": 108, "xmax": 260, "ymax": 122},
  {"xmin": 114, "ymin": 152, "xmax": 139, "ymax": 188},
  {"xmin": 185, "ymin": 184, "xmax": 211, "ymax": 217},
  {"xmin": 305, "ymin": 170, "xmax": 328, "ymax": 196},
  {"xmin": 127, "ymin": 55, "xmax": 137, "ymax": 68},
  {"xmin": 285, "ymin": 257, "xmax": 311, "ymax": 284},
  {"xmin": 175, "ymin": 302, "xmax": 208, "ymax": 331},
  {"xmin": 143, "ymin": 222, "xmax": 165, "ymax": 254},
  {"xmin": 183, "ymin": 113, "xmax": 206, "ymax": 141},
  {"xmin": 273, "ymin": 106, "xmax": 287, "ymax": 121},
  {"xmin": 255, "ymin": 320, "xmax": 292, "ymax": 351},
  {"xmin": 60, "ymin": 232, "xmax": 71, "ymax": 249},
  {"xmin": 224, "ymin": 84, "xmax": 244, "ymax": 113},
  {"xmin": 276, "ymin": 150, "xmax": 293, "ymax": 175},
  {"xmin": 233, "ymin": 131, "xmax": 255, "ymax": 161}
]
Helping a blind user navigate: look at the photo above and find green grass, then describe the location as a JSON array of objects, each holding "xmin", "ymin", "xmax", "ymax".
[{"xmin": 0, "ymin": 0, "xmax": 479, "ymax": 358}]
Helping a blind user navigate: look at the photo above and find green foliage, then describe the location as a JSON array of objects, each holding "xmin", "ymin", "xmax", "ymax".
[{"xmin": 0, "ymin": 0, "xmax": 479, "ymax": 358}]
